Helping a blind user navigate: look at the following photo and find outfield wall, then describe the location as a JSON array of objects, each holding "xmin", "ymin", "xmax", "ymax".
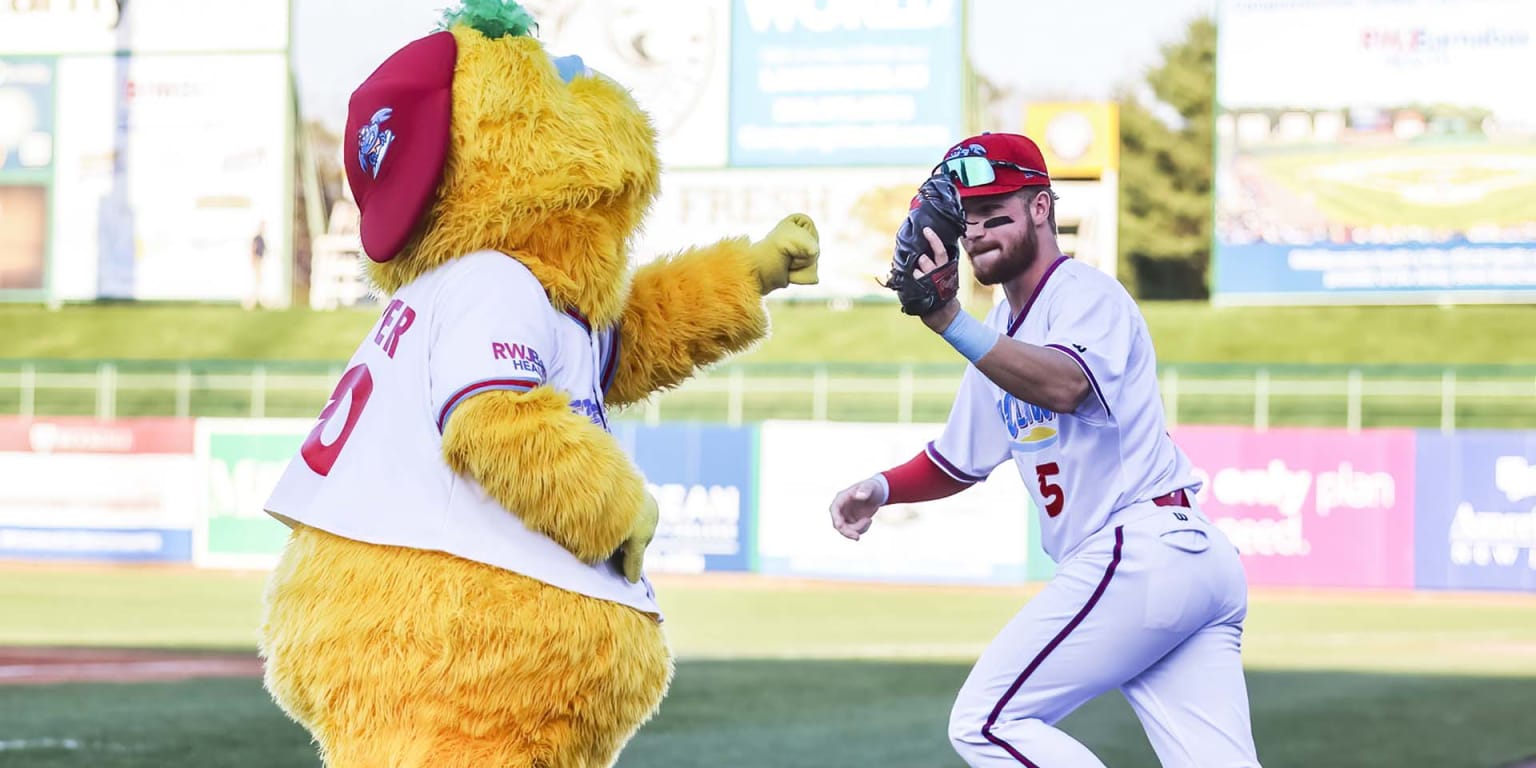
[{"xmin": 1, "ymin": 417, "xmax": 1532, "ymax": 592}]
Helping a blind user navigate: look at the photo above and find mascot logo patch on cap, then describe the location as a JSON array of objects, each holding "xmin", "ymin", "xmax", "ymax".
[{"xmin": 358, "ymin": 107, "xmax": 397, "ymax": 179}]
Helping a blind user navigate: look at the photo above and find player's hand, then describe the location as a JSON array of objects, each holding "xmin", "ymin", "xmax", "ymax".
[
  {"xmin": 917, "ymin": 227, "xmax": 961, "ymax": 333},
  {"xmin": 617, "ymin": 490, "xmax": 660, "ymax": 583},
  {"xmin": 748, "ymin": 213, "xmax": 821, "ymax": 295},
  {"xmin": 829, "ymin": 476, "xmax": 886, "ymax": 541}
]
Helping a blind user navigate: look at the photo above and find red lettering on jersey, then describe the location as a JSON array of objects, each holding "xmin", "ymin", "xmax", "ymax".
[
  {"xmin": 492, "ymin": 342, "xmax": 509, "ymax": 360},
  {"xmin": 382, "ymin": 306, "xmax": 415, "ymax": 358},
  {"xmin": 301, "ymin": 364, "xmax": 374, "ymax": 476},
  {"xmin": 371, "ymin": 299, "xmax": 415, "ymax": 359},
  {"xmin": 375, "ymin": 299, "xmax": 401, "ymax": 346}
]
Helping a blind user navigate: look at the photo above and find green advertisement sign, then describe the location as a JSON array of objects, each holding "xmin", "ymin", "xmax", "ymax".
[{"xmin": 197, "ymin": 419, "xmax": 308, "ymax": 568}]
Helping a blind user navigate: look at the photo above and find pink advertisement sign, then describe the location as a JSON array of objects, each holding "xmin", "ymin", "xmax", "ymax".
[
  {"xmin": 0, "ymin": 417, "xmax": 194, "ymax": 454},
  {"xmin": 1171, "ymin": 426, "xmax": 1416, "ymax": 588}
]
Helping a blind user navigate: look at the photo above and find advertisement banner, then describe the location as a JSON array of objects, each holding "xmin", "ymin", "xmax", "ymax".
[
  {"xmin": 195, "ymin": 419, "xmax": 309, "ymax": 569},
  {"xmin": 0, "ymin": 526, "xmax": 192, "ymax": 562},
  {"xmin": 0, "ymin": 0, "xmax": 289, "ymax": 55},
  {"xmin": 518, "ymin": 0, "xmax": 731, "ymax": 169},
  {"xmin": 757, "ymin": 421, "xmax": 1033, "ymax": 584},
  {"xmin": 729, "ymin": 0, "xmax": 963, "ymax": 166},
  {"xmin": 192, "ymin": 419, "xmax": 756, "ymax": 573},
  {"xmin": 0, "ymin": 416, "xmax": 194, "ymax": 454},
  {"xmin": 49, "ymin": 54, "xmax": 289, "ymax": 303},
  {"xmin": 1415, "ymin": 431, "xmax": 1536, "ymax": 591},
  {"xmin": 0, "ymin": 57, "xmax": 54, "ymax": 174},
  {"xmin": 1213, "ymin": 0, "xmax": 1536, "ymax": 305},
  {"xmin": 635, "ymin": 167, "xmax": 925, "ymax": 299},
  {"xmin": 613, "ymin": 423, "xmax": 756, "ymax": 574},
  {"xmin": 0, "ymin": 417, "xmax": 197, "ymax": 562},
  {"xmin": 1173, "ymin": 425, "xmax": 1417, "ymax": 588}
]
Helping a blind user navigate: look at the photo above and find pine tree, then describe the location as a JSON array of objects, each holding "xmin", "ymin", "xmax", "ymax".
[{"xmin": 1118, "ymin": 16, "xmax": 1216, "ymax": 299}]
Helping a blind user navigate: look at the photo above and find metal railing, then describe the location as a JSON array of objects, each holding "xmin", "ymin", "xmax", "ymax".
[{"xmin": 2, "ymin": 359, "xmax": 1534, "ymax": 432}]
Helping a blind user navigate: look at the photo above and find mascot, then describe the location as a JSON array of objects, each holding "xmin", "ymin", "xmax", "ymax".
[{"xmin": 257, "ymin": 1, "xmax": 820, "ymax": 765}]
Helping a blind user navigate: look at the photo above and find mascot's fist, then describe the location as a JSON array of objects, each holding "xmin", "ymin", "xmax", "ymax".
[
  {"xmin": 617, "ymin": 490, "xmax": 660, "ymax": 583},
  {"xmin": 748, "ymin": 213, "xmax": 821, "ymax": 294}
]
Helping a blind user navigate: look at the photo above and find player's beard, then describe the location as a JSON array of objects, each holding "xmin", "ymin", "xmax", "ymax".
[{"xmin": 968, "ymin": 222, "xmax": 1038, "ymax": 286}]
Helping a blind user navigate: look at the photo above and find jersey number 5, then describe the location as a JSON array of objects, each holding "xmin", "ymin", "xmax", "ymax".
[
  {"xmin": 1036, "ymin": 462, "xmax": 1065, "ymax": 518},
  {"xmin": 301, "ymin": 363, "xmax": 374, "ymax": 476}
]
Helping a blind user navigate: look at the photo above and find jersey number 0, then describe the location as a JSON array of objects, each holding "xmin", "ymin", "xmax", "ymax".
[{"xmin": 301, "ymin": 364, "xmax": 375, "ymax": 476}]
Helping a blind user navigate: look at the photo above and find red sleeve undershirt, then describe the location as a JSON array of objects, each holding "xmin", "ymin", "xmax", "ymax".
[{"xmin": 880, "ymin": 449, "xmax": 973, "ymax": 504}]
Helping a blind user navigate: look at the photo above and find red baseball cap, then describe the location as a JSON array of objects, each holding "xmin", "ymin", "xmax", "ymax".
[
  {"xmin": 343, "ymin": 31, "xmax": 457, "ymax": 263},
  {"xmin": 935, "ymin": 132, "xmax": 1052, "ymax": 199}
]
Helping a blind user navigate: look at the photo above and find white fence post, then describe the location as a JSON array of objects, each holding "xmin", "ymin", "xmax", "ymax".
[
  {"xmin": 812, "ymin": 366, "xmax": 829, "ymax": 421},
  {"xmin": 897, "ymin": 365, "xmax": 914, "ymax": 424},
  {"xmin": 19, "ymin": 363, "xmax": 35, "ymax": 419},
  {"xmin": 727, "ymin": 368, "xmax": 745, "ymax": 427},
  {"xmin": 1254, "ymin": 368, "xmax": 1270, "ymax": 432},
  {"xmin": 1347, "ymin": 369, "xmax": 1362, "ymax": 434},
  {"xmin": 96, "ymin": 362, "xmax": 116, "ymax": 420},
  {"xmin": 252, "ymin": 365, "xmax": 267, "ymax": 419},
  {"xmin": 1441, "ymin": 369, "xmax": 1456, "ymax": 434},
  {"xmin": 176, "ymin": 364, "xmax": 192, "ymax": 419}
]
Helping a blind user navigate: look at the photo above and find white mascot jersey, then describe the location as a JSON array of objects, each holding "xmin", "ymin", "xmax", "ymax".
[{"xmin": 265, "ymin": 250, "xmax": 659, "ymax": 615}]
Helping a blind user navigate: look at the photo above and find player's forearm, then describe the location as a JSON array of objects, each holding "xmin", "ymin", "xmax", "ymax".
[
  {"xmin": 607, "ymin": 240, "xmax": 768, "ymax": 407},
  {"xmin": 974, "ymin": 336, "xmax": 1091, "ymax": 414},
  {"xmin": 878, "ymin": 448, "xmax": 973, "ymax": 504},
  {"xmin": 930, "ymin": 309, "xmax": 1089, "ymax": 414}
]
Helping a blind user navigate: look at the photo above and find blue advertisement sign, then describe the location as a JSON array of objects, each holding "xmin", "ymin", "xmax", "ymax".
[
  {"xmin": 0, "ymin": 526, "xmax": 192, "ymax": 563},
  {"xmin": 614, "ymin": 423, "xmax": 756, "ymax": 573},
  {"xmin": 1414, "ymin": 431, "xmax": 1536, "ymax": 591},
  {"xmin": 1214, "ymin": 243, "xmax": 1536, "ymax": 304},
  {"xmin": 0, "ymin": 57, "xmax": 54, "ymax": 174},
  {"xmin": 729, "ymin": 0, "xmax": 963, "ymax": 167}
]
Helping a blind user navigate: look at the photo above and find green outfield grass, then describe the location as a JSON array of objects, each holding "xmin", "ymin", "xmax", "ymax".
[
  {"xmin": 1251, "ymin": 143, "xmax": 1536, "ymax": 229},
  {"xmin": 3, "ymin": 300, "xmax": 1536, "ymax": 365},
  {"xmin": 1, "ymin": 567, "xmax": 1534, "ymax": 767}
]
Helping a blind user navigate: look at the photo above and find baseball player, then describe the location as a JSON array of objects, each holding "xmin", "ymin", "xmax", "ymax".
[{"xmin": 829, "ymin": 133, "xmax": 1262, "ymax": 767}]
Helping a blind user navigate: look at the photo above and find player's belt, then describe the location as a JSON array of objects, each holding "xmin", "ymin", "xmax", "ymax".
[{"xmin": 1151, "ymin": 489, "xmax": 1191, "ymax": 508}]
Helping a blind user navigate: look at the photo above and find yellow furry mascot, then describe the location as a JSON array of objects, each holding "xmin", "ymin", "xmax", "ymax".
[{"xmin": 257, "ymin": 2, "xmax": 819, "ymax": 765}]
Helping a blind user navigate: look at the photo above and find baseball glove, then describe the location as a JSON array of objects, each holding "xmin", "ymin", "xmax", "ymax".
[{"xmin": 886, "ymin": 175, "xmax": 966, "ymax": 316}]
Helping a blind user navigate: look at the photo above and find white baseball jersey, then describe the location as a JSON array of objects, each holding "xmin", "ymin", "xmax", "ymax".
[
  {"xmin": 928, "ymin": 256, "xmax": 1199, "ymax": 562},
  {"xmin": 265, "ymin": 250, "xmax": 658, "ymax": 616}
]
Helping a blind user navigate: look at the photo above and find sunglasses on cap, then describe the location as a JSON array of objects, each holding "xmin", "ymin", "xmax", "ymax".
[{"xmin": 932, "ymin": 156, "xmax": 1048, "ymax": 188}]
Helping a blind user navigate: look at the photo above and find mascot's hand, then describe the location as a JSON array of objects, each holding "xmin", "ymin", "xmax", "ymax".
[
  {"xmin": 748, "ymin": 213, "xmax": 821, "ymax": 295},
  {"xmin": 617, "ymin": 490, "xmax": 660, "ymax": 583}
]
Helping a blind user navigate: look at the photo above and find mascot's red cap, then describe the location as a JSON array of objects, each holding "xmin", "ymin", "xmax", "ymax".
[{"xmin": 343, "ymin": 31, "xmax": 457, "ymax": 263}]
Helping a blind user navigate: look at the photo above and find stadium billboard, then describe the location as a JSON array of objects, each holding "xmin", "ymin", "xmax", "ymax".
[
  {"xmin": 635, "ymin": 167, "xmax": 925, "ymax": 300},
  {"xmin": 0, "ymin": 417, "xmax": 197, "ymax": 563},
  {"xmin": 757, "ymin": 421, "xmax": 1033, "ymax": 584},
  {"xmin": 1213, "ymin": 0, "xmax": 1536, "ymax": 305},
  {"xmin": 613, "ymin": 423, "xmax": 757, "ymax": 574},
  {"xmin": 0, "ymin": 57, "xmax": 55, "ymax": 296},
  {"xmin": 195, "ymin": 419, "xmax": 308, "ymax": 570},
  {"xmin": 1414, "ymin": 431, "xmax": 1536, "ymax": 591},
  {"xmin": 518, "ymin": 0, "xmax": 731, "ymax": 169},
  {"xmin": 728, "ymin": 0, "xmax": 964, "ymax": 167},
  {"xmin": 0, "ymin": 0, "xmax": 291, "ymax": 305},
  {"xmin": 1174, "ymin": 425, "xmax": 1417, "ymax": 589}
]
